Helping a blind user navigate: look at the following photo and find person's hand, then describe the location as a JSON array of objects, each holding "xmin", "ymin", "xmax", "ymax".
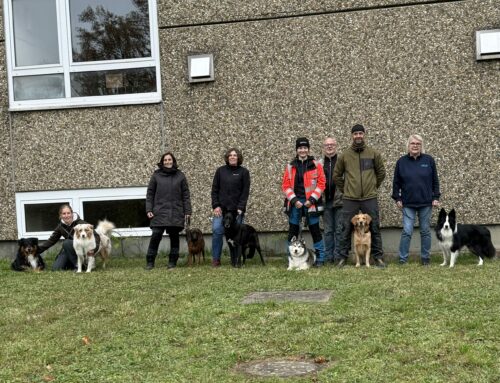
[
  {"xmin": 237, "ymin": 209, "xmax": 243, "ymax": 215},
  {"xmin": 87, "ymin": 250, "xmax": 95, "ymax": 257},
  {"xmin": 396, "ymin": 201, "xmax": 403, "ymax": 209},
  {"xmin": 432, "ymin": 200, "xmax": 440, "ymax": 207},
  {"xmin": 147, "ymin": 211, "xmax": 154, "ymax": 219},
  {"xmin": 214, "ymin": 207, "xmax": 222, "ymax": 217},
  {"xmin": 294, "ymin": 201, "xmax": 303, "ymax": 209},
  {"xmin": 304, "ymin": 200, "xmax": 312, "ymax": 208}
]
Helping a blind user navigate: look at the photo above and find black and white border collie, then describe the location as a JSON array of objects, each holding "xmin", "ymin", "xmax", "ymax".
[{"xmin": 435, "ymin": 208, "xmax": 496, "ymax": 268}]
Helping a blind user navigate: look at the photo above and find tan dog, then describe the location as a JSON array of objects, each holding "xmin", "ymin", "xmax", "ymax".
[
  {"xmin": 351, "ymin": 213, "xmax": 372, "ymax": 267},
  {"xmin": 186, "ymin": 228, "xmax": 205, "ymax": 266}
]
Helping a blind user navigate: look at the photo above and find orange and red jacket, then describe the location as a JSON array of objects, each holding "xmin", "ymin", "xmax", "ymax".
[{"xmin": 281, "ymin": 157, "xmax": 326, "ymax": 215}]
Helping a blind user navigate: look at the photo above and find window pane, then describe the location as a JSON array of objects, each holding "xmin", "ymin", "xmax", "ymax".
[
  {"xmin": 12, "ymin": 0, "xmax": 59, "ymax": 66},
  {"xmin": 24, "ymin": 203, "xmax": 70, "ymax": 232},
  {"xmin": 70, "ymin": 0, "xmax": 151, "ymax": 62},
  {"xmin": 13, "ymin": 74, "xmax": 65, "ymax": 101},
  {"xmin": 82, "ymin": 200, "xmax": 149, "ymax": 228},
  {"xmin": 70, "ymin": 67, "xmax": 156, "ymax": 96}
]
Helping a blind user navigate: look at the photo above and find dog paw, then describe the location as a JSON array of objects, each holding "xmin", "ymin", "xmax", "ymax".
[{"xmin": 440, "ymin": 262, "xmax": 446, "ymax": 266}]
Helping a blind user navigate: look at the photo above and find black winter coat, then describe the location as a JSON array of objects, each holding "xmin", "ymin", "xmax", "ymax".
[{"xmin": 146, "ymin": 168, "xmax": 192, "ymax": 228}]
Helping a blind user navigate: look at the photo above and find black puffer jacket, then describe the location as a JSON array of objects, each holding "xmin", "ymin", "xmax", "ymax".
[{"xmin": 146, "ymin": 167, "xmax": 192, "ymax": 228}]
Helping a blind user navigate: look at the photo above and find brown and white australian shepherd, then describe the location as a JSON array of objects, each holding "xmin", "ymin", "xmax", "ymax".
[
  {"xmin": 73, "ymin": 220, "xmax": 115, "ymax": 273},
  {"xmin": 351, "ymin": 213, "xmax": 372, "ymax": 267}
]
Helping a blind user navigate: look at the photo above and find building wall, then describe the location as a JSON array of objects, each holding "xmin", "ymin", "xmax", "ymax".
[{"xmin": 0, "ymin": 0, "xmax": 499, "ymax": 241}]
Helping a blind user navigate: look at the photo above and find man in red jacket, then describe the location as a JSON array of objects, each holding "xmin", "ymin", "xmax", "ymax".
[{"xmin": 282, "ymin": 137, "xmax": 326, "ymax": 266}]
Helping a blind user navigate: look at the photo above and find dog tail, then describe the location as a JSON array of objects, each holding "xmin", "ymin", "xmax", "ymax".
[{"xmin": 96, "ymin": 219, "xmax": 115, "ymax": 236}]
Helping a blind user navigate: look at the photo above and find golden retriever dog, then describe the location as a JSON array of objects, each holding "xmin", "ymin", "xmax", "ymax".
[
  {"xmin": 73, "ymin": 220, "xmax": 115, "ymax": 273},
  {"xmin": 351, "ymin": 213, "xmax": 372, "ymax": 268}
]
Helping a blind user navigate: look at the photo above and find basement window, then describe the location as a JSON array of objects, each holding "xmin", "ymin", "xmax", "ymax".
[
  {"xmin": 15, "ymin": 187, "xmax": 151, "ymax": 239},
  {"xmin": 4, "ymin": 0, "xmax": 161, "ymax": 111}
]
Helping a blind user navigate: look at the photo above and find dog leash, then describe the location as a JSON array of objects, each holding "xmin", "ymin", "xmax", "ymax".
[{"xmin": 298, "ymin": 206, "xmax": 309, "ymax": 238}]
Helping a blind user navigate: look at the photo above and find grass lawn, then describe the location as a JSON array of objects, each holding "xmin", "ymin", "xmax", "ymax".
[{"xmin": 1, "ymin": 253, "xmax": 499, "ymax": 383}]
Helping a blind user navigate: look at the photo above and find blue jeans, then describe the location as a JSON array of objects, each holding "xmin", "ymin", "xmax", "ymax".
[
  {"xmin": 211, "ymin": 213, "xmax": 244, "ymax": 260},
  {"xmin": 288, "ymin": 199, "xmax": 320, "ymax": 226},
  {"xmin": 399, "ymin": 206, "xmax": 432, "ymax": 263},
  {"xmin": 52, "ymin": 239, "xmax": 78, "ymax": 271},
  {"xmin": 323, "ymin": 200, "xmax": 342, "ymax": 262}
]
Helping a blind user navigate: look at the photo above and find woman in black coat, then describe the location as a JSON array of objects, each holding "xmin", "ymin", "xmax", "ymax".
[{"xmin": 145, "ymin": 152, "xmax": 192, "ymax": 269}]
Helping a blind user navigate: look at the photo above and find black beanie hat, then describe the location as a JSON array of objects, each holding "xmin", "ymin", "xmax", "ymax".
[
  {"xmin": 295, "ymin": 137, "xmax": 310, "ymax": 149},
  {"xmin": 351, "ymin": 124, "xmax": 366, "ymax": 133}
]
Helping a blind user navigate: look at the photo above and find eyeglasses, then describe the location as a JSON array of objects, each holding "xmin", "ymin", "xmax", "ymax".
[
  {"xmin": 324, "ymin": 144, "xmax": 336, "ymax": 147},
  {"xmin": 409, "ymin": 142, "xmax": 422, "ymax": 146}
]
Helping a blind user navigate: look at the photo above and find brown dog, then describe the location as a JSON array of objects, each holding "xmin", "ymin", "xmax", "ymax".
[
  {"xmin": 186, "ymin": 228, "xmax": 205, "ymax": 266},
  {"xmin": 351, "ymin": 213, "xmax": 372, "ymax": 268}
]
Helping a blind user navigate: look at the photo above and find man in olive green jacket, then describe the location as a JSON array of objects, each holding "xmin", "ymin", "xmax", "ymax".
[{"xmin": 333, "ymin": 124, "xmax": 386, "ymax": 268}]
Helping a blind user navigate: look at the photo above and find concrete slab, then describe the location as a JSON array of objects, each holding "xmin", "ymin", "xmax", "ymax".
[{"xmin": 241, "ymin": 290, "xmax": 332, "ymax": 304}]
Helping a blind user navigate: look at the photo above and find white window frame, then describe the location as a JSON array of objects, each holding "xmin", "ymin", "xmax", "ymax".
[
  {"xmin": 15, "ymin": 187, "xmax": 151, "ymax": 239},
  {"xmin": 3, "ymin": 0, "xmax": 162, "ymax": 111}
]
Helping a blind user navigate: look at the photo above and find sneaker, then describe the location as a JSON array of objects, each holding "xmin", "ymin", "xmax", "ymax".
[
  {"xmin": 212, "ymin": 259, "xmax": 221, "ymax": 268},
  {"xmin": 335, "ymin": 258, "xmax": 346, "ymax": 268},
  {"xmin": 167, "ymin": 262, "xmax": 176, "ymax": 269},
  {"xmin": 313, "ymin": 261, "xmax": 325, "ymax": 268},
  {"xmin": 375, "ymin": 259, "xmax": 387, "ymax": 269},
  {"xmin": 421, "ymin": 260, "xmax": 430, "ymax": 267},
  {"xmin": 398, "ymin": 260, "xmax": 407, "ymax": 266},
  {"xmin": 145, "ymin": 263, "xmax": 154, "ymax": 270}
]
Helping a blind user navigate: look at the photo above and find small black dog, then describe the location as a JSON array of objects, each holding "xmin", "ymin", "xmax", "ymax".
[
  {"xmin": 11, "ymin": 237, "xmax": 45, "ymax": 272},
  {"xmin": 223, "ymin": 211, "xmax": 265, "ymax": 267}
]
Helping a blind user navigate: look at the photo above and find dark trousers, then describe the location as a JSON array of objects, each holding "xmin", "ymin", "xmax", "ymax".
[
  {"xmin": 336, "ymin": 198, "xmax": 384, "ymax": 261},
  {"xmin": 52, "ymin": 239, "xmax": 78, "ymax": 271},
  {"xmin": 146, "ymin": 226, "xmax": 182, "ymax": 264}
]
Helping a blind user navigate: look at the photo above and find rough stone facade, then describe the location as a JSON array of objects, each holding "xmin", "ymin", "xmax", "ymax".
[{"xmin": 0, "ymin": 0, "xmax": 498, "ymax": 241}]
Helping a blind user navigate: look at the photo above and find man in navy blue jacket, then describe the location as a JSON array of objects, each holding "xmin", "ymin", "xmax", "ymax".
[{"xmin": 392, "ymin": 134, "xmax": 440, "ymax": 265}]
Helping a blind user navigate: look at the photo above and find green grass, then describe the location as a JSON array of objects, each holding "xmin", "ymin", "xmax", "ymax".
[{"xmin": 1, "ymin": 253, "xmax": 499, "ymax": 382}]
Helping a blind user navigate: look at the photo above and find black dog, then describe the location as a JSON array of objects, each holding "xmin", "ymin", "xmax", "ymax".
[
  {"xmin": 11, "ymin": 237, "xmax": 45, "ymax": 272},
  {"xmin": 436, "ymin": 208, "xmax": 496, "ymax": 267},
  {"xmin": 223, "ymin": 211, "xmax": 265, "ymax": 267}
]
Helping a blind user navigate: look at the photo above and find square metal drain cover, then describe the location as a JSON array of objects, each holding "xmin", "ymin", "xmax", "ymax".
[{"xmin": 242, "ymin": 290, "xmax": 332, "ymax": 304}]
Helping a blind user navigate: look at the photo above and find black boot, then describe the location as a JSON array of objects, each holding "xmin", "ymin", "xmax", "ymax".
[
  {"xmin": 167, "ymin": 248, "xmax": 179, "ymax": 269},
  {"xmin": 145, "ymin": 249, "xmax": 156, "ymax": 270}
]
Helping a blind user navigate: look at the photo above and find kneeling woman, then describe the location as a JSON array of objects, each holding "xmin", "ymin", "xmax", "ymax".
[
  {"xmin": 145, "ymin": 152, "xmax": 192, "ymax": 269},
  {"xmin": 38, "ymin": 204, "xmax": 99, "ymax": 271}
]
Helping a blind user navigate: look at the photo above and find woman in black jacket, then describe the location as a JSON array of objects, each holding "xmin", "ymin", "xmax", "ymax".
[
  {"xmin": 145, "ymin": 152, "xmax": 192, "ymax": 269},
  {"xmin": 38, "ymin": 204, "xmax": 99, "ymax": 271},
  {"xmin": 210, "ymin": 148, "xmax": 250, "ymax": 267}
]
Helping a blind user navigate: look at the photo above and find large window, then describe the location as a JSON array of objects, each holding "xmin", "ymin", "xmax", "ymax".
[
  {"xmin": 16, "ymin": 187, "xmax": 150, "ymax": 239},
  {"xmin": 4, "ymin": 0, "xmax": 161, "ymax": 110}
]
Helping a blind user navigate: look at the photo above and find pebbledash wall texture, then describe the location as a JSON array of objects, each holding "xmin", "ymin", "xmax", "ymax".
[{"xmin": 0, "ymin": 0, "xmax": 499, "ymax": 241}]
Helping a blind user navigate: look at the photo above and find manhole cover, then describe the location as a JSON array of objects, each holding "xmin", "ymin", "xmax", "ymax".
[
  {"xmin": 237, "ymin": 358, "xmax": 328, "ymax": 377},
  {"xmin": 242, "ymin": 290, "xmax": 332, "ymax": 304}
]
